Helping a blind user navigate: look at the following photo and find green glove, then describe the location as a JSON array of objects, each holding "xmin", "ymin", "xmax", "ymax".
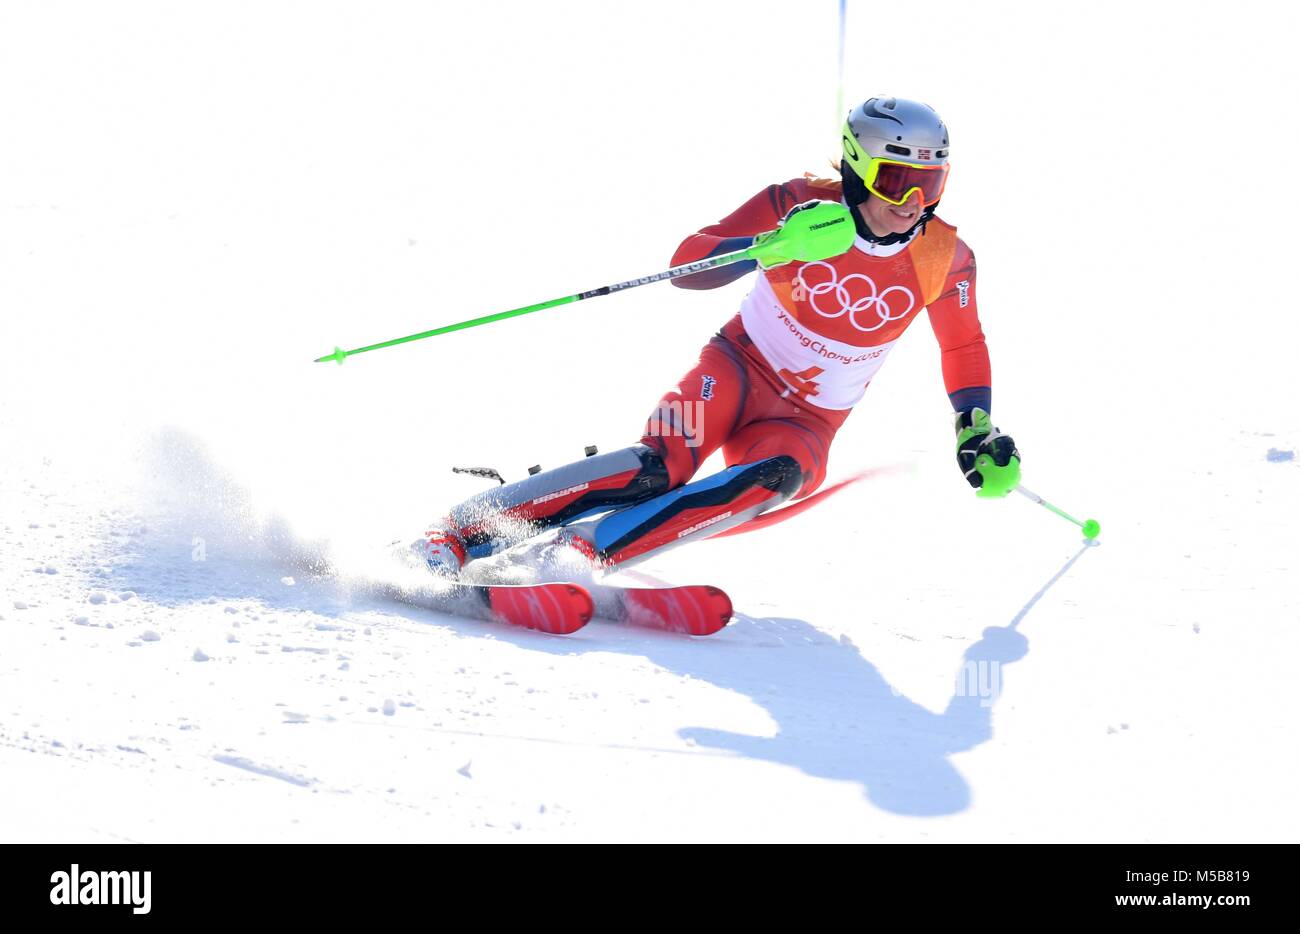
[
  {"xmin": 751, "ymin": 227, "xmax": 786, "ymax": 269},
  {"xmin": 750, "ymin": 200, "xmax": 854, "ymax": 270},
  {"xmin": 954, "ymin": 408, "xmax": 1021, "ymax": 498}
]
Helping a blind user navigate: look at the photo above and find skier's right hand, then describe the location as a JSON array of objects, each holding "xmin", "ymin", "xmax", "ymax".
[
  {"xmin": 750, "ymin": 228, "xmax": 783, "ymax": 268},
  {"xmin": 753, "ymin": 200, "xmax": 834, "ymax": 269}
]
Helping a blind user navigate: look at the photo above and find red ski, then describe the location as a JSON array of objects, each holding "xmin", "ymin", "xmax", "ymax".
[
  {"xmin": 481, "ymin": 581, "xmax": 593, "ymax": 635},
  {"xmin": 589, "ymin": 583, "xmax": 733, "ymax": 636},
  {"xmin": 393, "ymin": 580, "xmax": 594, "ymax": 635}
]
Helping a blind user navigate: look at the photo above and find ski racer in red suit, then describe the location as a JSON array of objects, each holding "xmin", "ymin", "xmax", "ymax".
[{"xmin": 416, "ymin": 97, "xmax": 1020, "ymax": 577}]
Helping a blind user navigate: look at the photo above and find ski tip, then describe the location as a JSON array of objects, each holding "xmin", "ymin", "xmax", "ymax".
[
  {"xmin": 562, "ymin": 583, "xmax": 595, "ymax": 625},
  {"xmin": 618, "ymin": 584, "xmax": 733, "ymax": 636},
  {"xmin": 696, "ymin": 585, "xmax": 733, "ymax": 636}
]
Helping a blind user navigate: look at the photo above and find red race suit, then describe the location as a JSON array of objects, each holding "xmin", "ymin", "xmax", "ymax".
[{"xmin": 641, "ymin": 173, "xmax": 990, "ymax": 498}]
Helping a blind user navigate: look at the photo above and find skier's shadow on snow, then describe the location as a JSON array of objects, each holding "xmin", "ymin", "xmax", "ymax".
[
  {"xmin": 113, "ymin": 430, "xmax": 1099, "ymax": 816},
  {"xmin": 658, "ymin": 542, "xmax": 1094, "ymax": 817}
]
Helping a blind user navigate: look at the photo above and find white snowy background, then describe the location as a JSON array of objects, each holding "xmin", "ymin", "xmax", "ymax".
[{"xmin": 2, "ymin": 0, "xmax": 1297, "ymax": 842}]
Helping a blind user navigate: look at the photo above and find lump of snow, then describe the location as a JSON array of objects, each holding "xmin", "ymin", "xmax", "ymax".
[
  {"xmin": 193, "ymin": 648, "xmax": 210, "ymax": 662},
  {"xmin": 457, "ymin": 761, "xmax": 473, "ymax": 778},
  {"xmin": 382, "ymin": 699, "xmax": 396, "ymax": 716},
  {"xmin": 140, "ymin": 630, "xmax": 161, "ymax": 642},
  {"xmin": 87, "ymin": 591, "xmax": 107, "ymax": 605},
  {"xmin": 118, "ymin": 591, "xmax": 137, "ymax": 601},
  {"xmin": 280, "ymin": 576, "xmax": 295, "ymax": 586},
  {"xmin": 73, "ymin": 616, "xmax": 90, "ymax": 626},
  {"xmin": 12, "ymin": 601, "xmax": 28, "ymax": 611},
  {"xmin": 1266, "ymin": 447, "xmax": 1295, "ymax": 462}
]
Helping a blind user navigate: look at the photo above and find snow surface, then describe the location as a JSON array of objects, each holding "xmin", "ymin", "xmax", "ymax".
[{"xmin": 2, "ymin": 1, "xmax": 1299, "ymax": 842}]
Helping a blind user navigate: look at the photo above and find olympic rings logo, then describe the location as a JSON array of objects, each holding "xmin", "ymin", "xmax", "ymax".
[{"xmin": 794, "ymin": 261, "xmax": 915, "ymax": 332}]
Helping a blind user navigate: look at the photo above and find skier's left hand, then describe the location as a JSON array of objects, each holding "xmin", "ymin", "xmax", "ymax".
[{"xmin": 954, "ymin": 408, "xmax": 1020, "ymax": 496}]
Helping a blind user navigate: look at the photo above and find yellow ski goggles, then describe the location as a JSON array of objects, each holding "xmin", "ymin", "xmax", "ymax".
[{"xmin": 859, "ymin": 157, "xmax": 949, "ymax": 207}]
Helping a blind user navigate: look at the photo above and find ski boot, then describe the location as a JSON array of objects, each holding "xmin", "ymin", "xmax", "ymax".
[
  {"xmin": 462, "ymin": 526, "xmax": 601, "ymax": 584},
  {"xmin": 412, "ymin": 526, "xmax": 468, "ymax": 579}
]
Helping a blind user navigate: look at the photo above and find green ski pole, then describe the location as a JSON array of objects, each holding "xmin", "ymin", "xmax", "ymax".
[
  {"xmin": 1015, "ymin": 483, "xmax": 1101, "ymax": 540},
  {"xmin": 314, "ymin": 201, "xmax": 855, "ymax": 364}
]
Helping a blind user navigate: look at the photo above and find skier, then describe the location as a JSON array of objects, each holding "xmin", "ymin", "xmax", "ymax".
[{"xmin": 416, "ymin": 96, "xmax": 1019, "ymax": 579}]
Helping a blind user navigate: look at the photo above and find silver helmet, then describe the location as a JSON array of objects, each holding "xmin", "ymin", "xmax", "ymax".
[{"xmin": 841, "ymin": 97, "xmax": 949, "ymax": 179}]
